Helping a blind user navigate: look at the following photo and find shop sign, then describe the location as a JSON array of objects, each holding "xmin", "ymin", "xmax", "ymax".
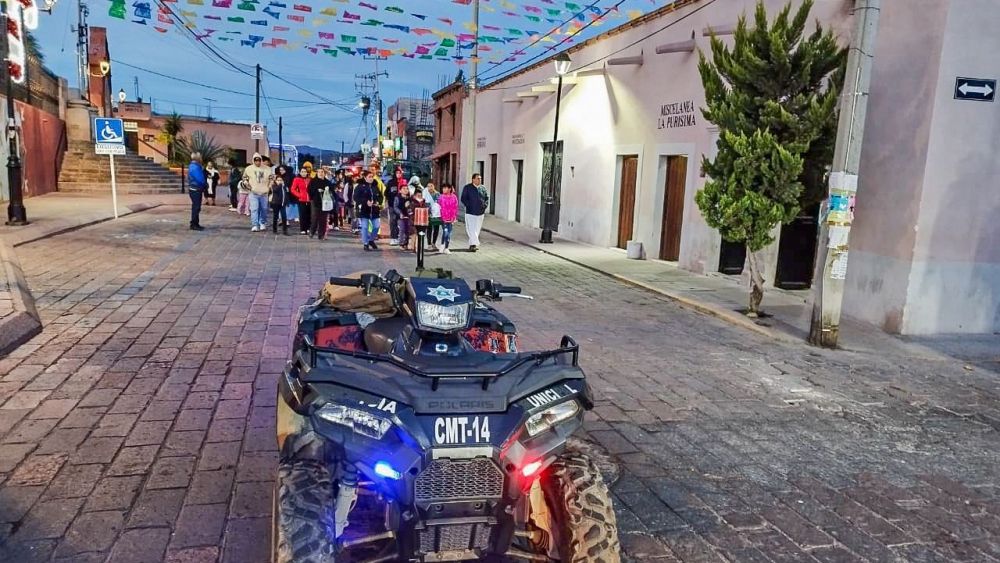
[
  {"xmin": 658, "ymin": 100, "xmax": 697, "ymax": 129},
  {"xmin": 477, "ymin": 136, "xmax": 486, "ymax": 149},
  {"xmin": 511, "ymin": 134, "xmax": 525, "ymax": 146}
]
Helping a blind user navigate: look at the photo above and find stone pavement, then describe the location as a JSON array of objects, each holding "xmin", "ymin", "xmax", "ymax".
[
  {"xmin": 481, "ymin": 217, "xmax": 997, "ymax": 360},
  {"xmin": 0, "ymin": 205, "xmax": 999, "ymax": 562}
]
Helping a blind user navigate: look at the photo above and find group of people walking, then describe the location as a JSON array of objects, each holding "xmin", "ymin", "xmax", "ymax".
[{"xmin": 188, "ymin": 153, "xmax": 490, "ymax": 254}]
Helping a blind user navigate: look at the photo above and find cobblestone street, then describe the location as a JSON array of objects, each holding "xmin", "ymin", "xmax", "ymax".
[{"xmin": 1, "ymin": 206, "xmax": 999, "ymax": 562}]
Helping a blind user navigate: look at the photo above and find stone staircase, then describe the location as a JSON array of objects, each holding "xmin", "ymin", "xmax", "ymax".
[{"xmin": 58, "ymin": 141, "xmax": 183, "ymax": 195}]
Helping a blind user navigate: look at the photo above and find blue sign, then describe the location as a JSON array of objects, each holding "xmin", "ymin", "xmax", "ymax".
[{"xmin": 95, "ymin": 118, "xmax": 125, "ymax": 144}]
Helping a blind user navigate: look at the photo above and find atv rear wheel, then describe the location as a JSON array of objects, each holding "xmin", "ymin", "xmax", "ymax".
[
  {"xmin": 540, "ymin": 451, "xmax": 621, "ymax": 563},
  {"xmin": 273, "ymin": 460, "xmax": 337, "ymax": 563}
]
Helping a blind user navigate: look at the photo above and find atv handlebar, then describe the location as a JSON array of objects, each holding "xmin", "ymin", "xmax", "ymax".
[{"xmin": 328, "ymin": 277, "xmax": 361, "ymax": 288}]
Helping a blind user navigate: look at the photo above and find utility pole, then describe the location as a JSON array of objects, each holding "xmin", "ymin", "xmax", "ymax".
[
  {"xmin": 461, "ymin": 0, "xmax": 481, "ymax": 184},
  {"xmin": 3, "ymin": 0, "xmax": 27, "ymax": 225},
  {"xmin": 134, "ymin": 76, "xmax": 139, "ymax": 100},
  {"xmin": 809, "ymin": 0, "xmax": 881, "ymax": 347},
  {"xmin": 254, "ymin": 63, "xmax": 261, "ymax": 153},
  {"xmin": 278, "ymin": 116, "xmax": 283, "ymax": 166},
  {"xmin": 357, "ymin": 60, "xmax": 387, "ymax": 165},
  {"xmin": 73, "ymin": 0, "xmax": 89, "ymax": 100},
  {"xmin": 203, "ymin": 97, "xmax": 216, "ymax": 120}
]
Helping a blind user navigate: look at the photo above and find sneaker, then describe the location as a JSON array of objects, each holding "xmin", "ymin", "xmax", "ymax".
[
  {"xmin": 251, "ymin": 226, "xmax": 259, "ymax": 232},
  {"xmin": 300, "ymin": 231, "xmax": 308, "ymax": 236},
  {"xmin": 190, "ymin": 225, "xmax": 205, "ymax": 231},
  {"xmin": 228, "ymin": 207, "xmax": 237, "ymax": 212},
  {"xmin": 389, "ymin": 238, "xmax": 398, "ymax": 246},
  {"xmin": 469, "ymin": 245, "xmax": 478, "ymax": 252},
  {"xmin": 443, "ymin": 247, "xmax": 450, "ymax": 254},
  {"xmin": 369, "ymin": 242, "xmax": 379, "ymax": 250}
]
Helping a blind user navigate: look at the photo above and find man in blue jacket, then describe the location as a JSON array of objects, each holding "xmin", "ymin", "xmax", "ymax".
[
  {"xmin": 461, "ymin": 173, "xmax": 486, "ymax": 252},
  {"xmin": 188, "ymin": 152, "xmax": 207, "ymax": 231}
]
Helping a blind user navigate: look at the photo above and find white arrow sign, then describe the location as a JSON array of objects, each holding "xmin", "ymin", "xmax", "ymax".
[{"xmin": 959, "ymin": 82, "xmax": 993, "ymax": 97}]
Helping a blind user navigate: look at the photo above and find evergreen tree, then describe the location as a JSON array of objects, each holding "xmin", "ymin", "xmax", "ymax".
[{"xmin": 696, "ymin": 0, "xmax": 845, "ymax": 316}]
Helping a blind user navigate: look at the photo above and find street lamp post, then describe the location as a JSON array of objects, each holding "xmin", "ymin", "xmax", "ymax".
[
  {"xmin": 2, "ymin": 1, "xmax": 27, "ymax": 225},
  {"xmin": 539, "ymin": 53, "xmax": 571, "ymax": 244}
]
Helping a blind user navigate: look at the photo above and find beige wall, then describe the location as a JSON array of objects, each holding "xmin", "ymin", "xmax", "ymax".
[
  {"xmin": 472, "ymin": 0, "xmax": 850, "ymax": 278},
  {"xmin": 845, "ymin": 0, "xmax": 1000, "ymax": 334},
  {"xmin": 138, "ymin": 117, "xmax": 266, "ymax": 165}
]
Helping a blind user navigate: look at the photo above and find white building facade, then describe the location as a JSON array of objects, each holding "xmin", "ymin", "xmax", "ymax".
[{"xmin": 467, "ymin": 0, "xmax": 1000, "ymax": 335}]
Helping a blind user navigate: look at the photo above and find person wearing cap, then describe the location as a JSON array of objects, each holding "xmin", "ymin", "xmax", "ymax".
[
  {"xmin": 386, "ymin": 168, "xmax": 406, "ymax": 245},
  {"xmin": 242, "ymin": 153, "xmax": 272, "ymax": 232}
]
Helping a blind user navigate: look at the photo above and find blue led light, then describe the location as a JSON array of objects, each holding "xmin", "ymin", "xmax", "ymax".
[{"xmin": 374, "ymin": 461, "xmax": 401, "ymax": 480}]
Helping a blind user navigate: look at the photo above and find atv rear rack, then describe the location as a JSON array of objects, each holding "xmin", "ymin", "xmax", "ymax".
[{"xmin": 299, "ymin": 334, "xmax": 580, "ymax": 390}]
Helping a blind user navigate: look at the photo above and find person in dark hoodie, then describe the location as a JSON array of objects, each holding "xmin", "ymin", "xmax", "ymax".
[
  {"xmin": 461, "ymin": 173, "xmax": 487, "ymax": 251},
  {"xmin": 269, "ymin": 174, "xmax": 290, "ymax": 235},
  {"xmin": 353, "ymin": 169, "xmax": 383, "ymax": 251},
  {"xmin": 308, "ymin": 168, "xmax": 332, "ymax": 240}
]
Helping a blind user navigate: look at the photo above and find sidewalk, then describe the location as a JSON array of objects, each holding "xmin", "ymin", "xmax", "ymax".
[
  {"xmin": 0, "ymin": 191, "xmax": 188, "ymax": 247},
  {"xmin": 0, "ymin": 191, "xmax": 186, "ymax": 356},
  {"xmin": 481, "ymin": 217, "xmax": 993, "ymax": 361}
]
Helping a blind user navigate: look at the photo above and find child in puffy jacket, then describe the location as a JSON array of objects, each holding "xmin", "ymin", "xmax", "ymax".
[{"xmin": 437, "ymin": 183, "xmax": 459, "ymax": 254}]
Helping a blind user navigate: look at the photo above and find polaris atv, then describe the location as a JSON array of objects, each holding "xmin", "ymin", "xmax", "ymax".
[{"xmin": 274, "ymin": 270, "xmax": 620, "ymax": 562}]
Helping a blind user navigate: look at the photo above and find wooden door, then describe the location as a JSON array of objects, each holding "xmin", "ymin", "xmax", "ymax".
[
  {"xmin": 659, "ymin": 155, "xmax": 687, "ymax": 261},
  {"xmin": 775, "ymin": 204, "xmax": 819, "ymax": 289},
  {"xmin": 513, "ymin": 160, "xmax": 524, "ymax": 223},
  {"xmin": 616, "ymin": 155, "xmax": 638, "ymax": 249},
  {"xmin": 489, "ymin": 154, "xmax": 498, "ymax": 215}
]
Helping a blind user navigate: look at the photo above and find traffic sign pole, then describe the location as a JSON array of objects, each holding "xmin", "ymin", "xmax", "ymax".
[{"xmin": 109, "ymin": 153, "xmax": 119, "ymax": 219}]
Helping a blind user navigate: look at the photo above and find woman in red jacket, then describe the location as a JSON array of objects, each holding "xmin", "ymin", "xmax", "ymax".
[{"xmin": 290, "ymin": 167, "xmax": 312, "ymax": 235}]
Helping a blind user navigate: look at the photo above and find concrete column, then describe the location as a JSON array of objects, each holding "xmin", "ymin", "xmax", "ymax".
[{"xmin": 66, "ymin": 98, "xmax": 96, "ymax": 143}]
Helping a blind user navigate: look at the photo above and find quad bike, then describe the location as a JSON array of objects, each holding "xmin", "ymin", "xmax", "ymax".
[{"xmin": 273, "ymin": 269, "xmax": 620, "ymax": 562}]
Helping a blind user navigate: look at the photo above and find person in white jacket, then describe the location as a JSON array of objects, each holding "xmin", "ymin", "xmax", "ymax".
[{"xmin": 421, "ymin": 179, "xmax": 443, "ymax": 251}]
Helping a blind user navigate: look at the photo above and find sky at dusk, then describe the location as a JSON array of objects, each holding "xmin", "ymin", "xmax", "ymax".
[{"xmin": 32, "ymin": 0, "xmax": 665, "ymax": 147}]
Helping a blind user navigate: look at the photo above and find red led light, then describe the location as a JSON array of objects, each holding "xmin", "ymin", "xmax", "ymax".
[{"xmin": 521, "ymin": 461, "xmax": 543, "ymax": 478}]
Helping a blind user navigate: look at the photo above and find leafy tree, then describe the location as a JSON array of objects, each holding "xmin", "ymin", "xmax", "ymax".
[
  {"xmin": 159, "ymin": 113, "xmax": 185, "ymax": 164},
  {"xmin": 175, "ymin": 131, "xmax": 231, "ymax": 166},
  {"xmin": 696, "ymin": 0, "xmax": 845, "ymax": 316}
]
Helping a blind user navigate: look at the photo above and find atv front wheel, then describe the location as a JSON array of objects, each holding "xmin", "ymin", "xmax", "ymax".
[
  {"xmin": 540, "ymin": 451, "xmax": 621, "ymax": 563},
  {"xmin": 273, "ymin": 460, "xmax": 337, "ymax": 563}
]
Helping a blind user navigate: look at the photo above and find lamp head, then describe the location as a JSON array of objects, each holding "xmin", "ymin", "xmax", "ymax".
[
  {"xmin": 553, "ymin": 52, "xmax": 571, "ymax": 76},
  {"xmin": 118, "ymin": 89, "xmax": 127, "ymax": 103}
]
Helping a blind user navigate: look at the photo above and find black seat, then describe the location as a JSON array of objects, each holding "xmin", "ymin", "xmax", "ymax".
[{"xmin": 363, "ymin": 317, "xmax": 409, "ymax": 355}]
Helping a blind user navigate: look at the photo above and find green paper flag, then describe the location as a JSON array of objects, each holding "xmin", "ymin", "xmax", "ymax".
[
  {"xmin": 566, "ymin": 2, "xmax": 581, "ymax": 10},
  {"xmin": 341, "ymin": 34, "xmax": 357, "ymax": 43},
  {"xmin": 237, "ymin": 1, "xmax": 255, "ymax": 11},
  {"xmin": 361, "ymin": 19, "xmax": 383, "ymax": 26},
  {"xmin": 109, "ymin": 0, "xmax": 126, "ymax": 19},
  {"xmin": 419, "ymin": 54, "xmax": 432, "ymax": 59},
  {"xmin": 227, "ymin": 16, "xmax": 245, "ymax": 22},
  {"xmin": 439, "ymin": 38, "xmax": 455, "ymax": 47},
  {"xmin": 386, "ymin": 6, "xmax": 403, "ymax": 13},
  {"xmin": 526, "ymin": 15, "xmax": 539, "ymax": 22},
  {"xmin": 323, "ymin": 49, "xmax": 339, "ymax": 57},
  {"xmin": 434, "ymin": 47, "xmax": 448, "ymax": 57}
]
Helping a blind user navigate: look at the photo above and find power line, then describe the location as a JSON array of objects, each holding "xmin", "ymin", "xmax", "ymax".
[
  {"xmin": 479, "ymin": 0, "xmax": 628, "ymax": 83},
  {"xmin": 262, "ymin": 68, "xmax": 360, "ymax": 110}
]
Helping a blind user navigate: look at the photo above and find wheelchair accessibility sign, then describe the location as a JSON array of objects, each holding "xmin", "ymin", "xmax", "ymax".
[{"xmin": 95, "ymin": 118, "xmax": 126, "ymax": 155}]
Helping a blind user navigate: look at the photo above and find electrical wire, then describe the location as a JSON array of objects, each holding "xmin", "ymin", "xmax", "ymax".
[
  {"xmin": 262, "ymin": 68, "xmax": 361, "ymax": 110},
  {"xmin": 477, "ymin": 0, "xmax": 624, "ymax": 82},
  {"xmin": 478, "ymin": 0, "xmax": 629, "ymax": 83},
  {"xmin": 484, "ymin": 0, "xmax": 718, "ymax": 90}
]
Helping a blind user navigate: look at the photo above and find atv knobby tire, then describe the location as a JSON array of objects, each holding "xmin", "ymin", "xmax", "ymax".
[
  {"xmin": 273, "ymin": 460, "xmax": 337, "ymax": 563},
  {"xmin": 541, "ymin": 451, "xmax": 621, "ymax": 563}
]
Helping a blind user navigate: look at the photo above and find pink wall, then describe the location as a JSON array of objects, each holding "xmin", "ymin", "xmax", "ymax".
[{"xmin": 19, "ymin": 102, "xmax": 66, "ymax": 198}]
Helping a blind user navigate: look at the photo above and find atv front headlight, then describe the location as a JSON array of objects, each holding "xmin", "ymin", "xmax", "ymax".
[
  {"xmin": 316, "ymin": 404, "xmax": 392, "ymax": 440},
  {"xmin": 416, "ymin": 301, "xmax": 470, "ymax": 331},
  {"xmin": 524, "ymin": 400, "xmax": 580, "ymax": 437}
]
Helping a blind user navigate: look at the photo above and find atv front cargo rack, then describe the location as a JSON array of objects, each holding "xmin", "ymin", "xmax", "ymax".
[{"xmin": 299, "ymin": 334, "xmax": 580, "ymax": 390}]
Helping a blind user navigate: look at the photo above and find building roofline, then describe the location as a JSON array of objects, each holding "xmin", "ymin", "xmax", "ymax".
[
  {"xmin": 482, "ymin": 0, "xmax": 703, "ymax": 91},
  {"xmin": 432, "ymin": 81, "xmax": 464, "ymax": 101}
]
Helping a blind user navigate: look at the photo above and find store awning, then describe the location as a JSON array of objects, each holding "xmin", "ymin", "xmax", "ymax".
[{"xmin": 426, "ymin": 150, "xmax": 453, "ymax": 162}]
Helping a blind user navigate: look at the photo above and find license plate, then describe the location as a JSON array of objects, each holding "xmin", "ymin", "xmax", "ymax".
[{"xmin": 433, "ymin": 416, "xmax": 492, "ymax": 445}]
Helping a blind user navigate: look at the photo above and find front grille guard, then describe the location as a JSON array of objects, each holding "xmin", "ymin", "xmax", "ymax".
[{"xmin": 299, "ymin": 333, "xmax": 579, "ymax": 390}]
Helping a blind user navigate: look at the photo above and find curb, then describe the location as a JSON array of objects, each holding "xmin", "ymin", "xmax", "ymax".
[
  {"xmin": 9, "ymin": 202, "xmax": 163, "ymax": 247},
  {"xmin": 482, "ymin": 227, "xmax": 800, "ymax": 344},
  {"xmin": 0, "ymin": 238, "xmax": 41, "ymax": 357}
]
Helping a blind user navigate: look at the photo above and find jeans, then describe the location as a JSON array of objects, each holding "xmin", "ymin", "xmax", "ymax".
[
  {"xmin": 310, "ymin": 203, "xmax": 329, "ymax": 239},
  {"xmin": 271, "ymin": 205, "xmax": 287, "ymax": 233},
  {"xmin": 397, "ymin": 217, "xmax": 411, "ymax": 247},
  {"xmin": 441, "ymin": 222, "xmax": 454, "ymax": 248},
  {"xmin": 360, "ymin": 217, "xmax": 380, "ymax": 246},
  {"xmin": 249, "ymin": 193, "xmax": 268, "ymax": 228},
  {"xmin": 188, "ymin": 189, "xmax": 203, "ymax": 227},
  {"xmin": 388, "ymin": 209, "xmax": 399, "ymax": 239},
  {"xmin": 465, "ymin": 213, "xmax": 484, "ymax": 246},
  {"xmin": 429, "ymin": 221, "xmax": 441, "ymax": 246},
  {"xmin": 286, "ymin": 202, "xmax": 299, "ymax": 222},
  {"xmin": 297, "ymin": 202, "xmax": 311, "ymax": 233},
  {"xmin": 228, "ymin": 185, "xmax": 238, "ymax": 208}
]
